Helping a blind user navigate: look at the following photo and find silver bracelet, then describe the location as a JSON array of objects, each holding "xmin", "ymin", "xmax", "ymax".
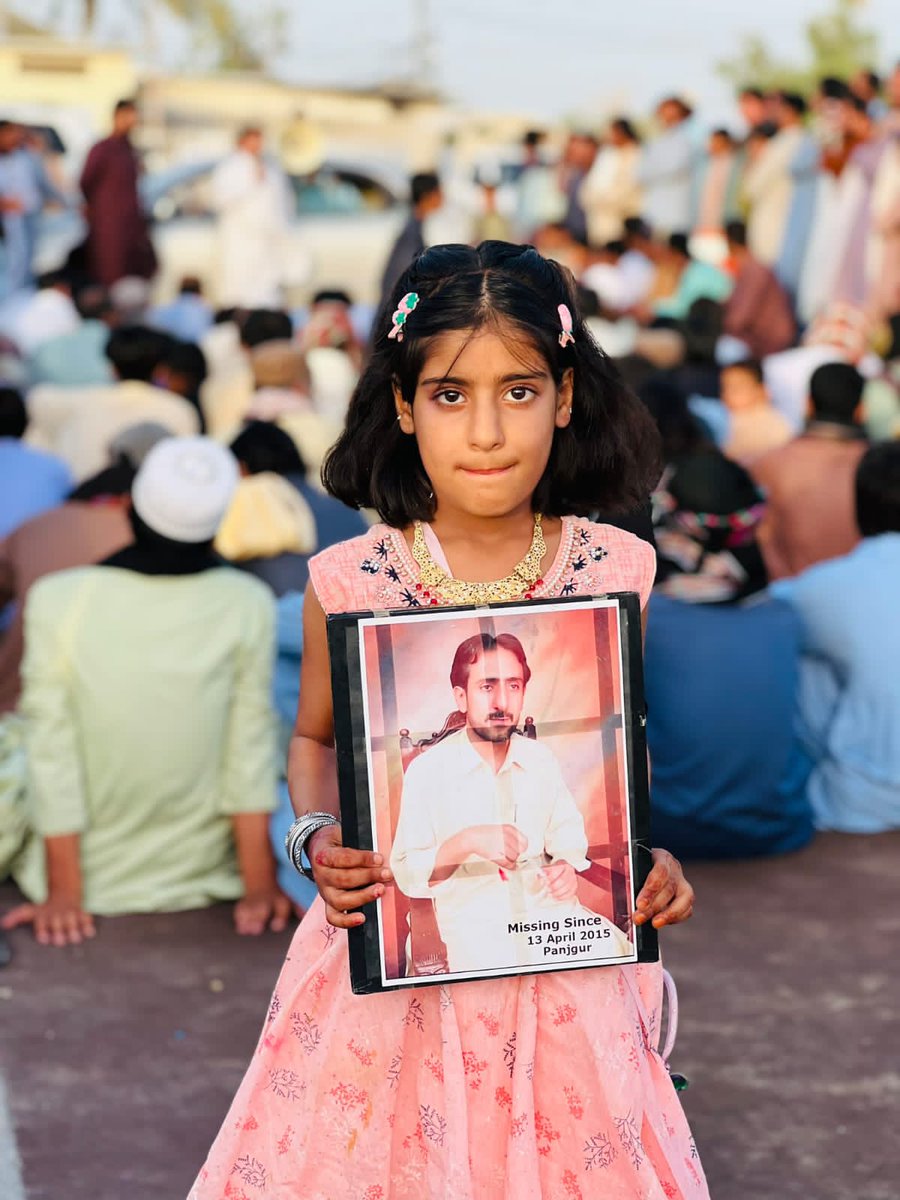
[{"xmin": 284, "ymin": 812, "xmax": 340, "ymax": 881}]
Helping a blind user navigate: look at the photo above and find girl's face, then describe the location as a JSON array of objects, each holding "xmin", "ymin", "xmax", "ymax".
[{"xmin": 395, "ymin": 324, "xmax": 573, "ymax": 521}]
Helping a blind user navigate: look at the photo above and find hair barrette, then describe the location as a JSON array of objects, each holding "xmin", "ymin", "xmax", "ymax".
[
  {"xmin": 388, "ymin": 292, "xmax": 420, "ymax": 341},
  {"xmin": 558, "ymin": 304, "xmax": 575, "ymax": 348}
]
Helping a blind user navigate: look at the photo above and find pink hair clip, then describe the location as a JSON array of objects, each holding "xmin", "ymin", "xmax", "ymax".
[
  {"xmin": 388, "ymin": 291, "xmax": 420, "ymax": 341},
  {"xmin": 558, "ymin": 304, "xmax": 575, "ymax": 348}
]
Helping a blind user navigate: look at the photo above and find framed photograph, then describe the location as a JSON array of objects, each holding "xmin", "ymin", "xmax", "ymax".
[{"xmin": 328, "ymin": 594, "xmax": 657, "ymax": 995}]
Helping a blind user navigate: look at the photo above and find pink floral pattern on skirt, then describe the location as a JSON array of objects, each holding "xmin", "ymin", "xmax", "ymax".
[{"xmin": 188, "ymin": 900, "xmax": 708, "ymax": 1200}]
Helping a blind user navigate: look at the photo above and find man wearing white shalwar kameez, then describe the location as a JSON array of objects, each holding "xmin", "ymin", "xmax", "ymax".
[
  {"xmin": 390, "ymin": 633, "xmax": 632, "ymax": 975},
  {"xmin": 211, "ymin": 128, "xmax": 292, "ymax": 309}
]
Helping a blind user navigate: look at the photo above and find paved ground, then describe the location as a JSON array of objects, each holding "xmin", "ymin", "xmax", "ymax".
[{"xmin": 1, "ymin": 831, "xmax": 898, "ymax": 1199}]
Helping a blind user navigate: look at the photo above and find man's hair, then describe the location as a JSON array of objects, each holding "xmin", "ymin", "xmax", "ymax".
[
  {"xmin": 861, "ymin": 69, "xmax": 881, "ymax": 93},
  {"xmin": 611, "ymin": 117, "xmax": 640, "ymax": 144},
  {"xmin": 230, "ymin": 420, "xmax": 306, "ymax": 478},
  {"xmin": 0, "ymin": 387, "xmax": 27, "ymax": 438},
  {"xmin": 162, "ymin": 339, "xmax": 208, "ymax": 391},
  {"xmin": 322, "ymin": 241, "xmax": 663, "ymax": 525},
  {"xmin": 809, "ymin": 362, "xmax": 864, "ymax": 423},
  {"xmin": 450, "ymin": 633, "xmax": 531, "ymax": 692},
  {"xmin": 240, "ymin": 308, "xmax": 293, "ymax": 348},
  {"xmin": 779, "ymin": 91, "xmax": 808, "ymax": 116},
  {"xmin": 69, "ymin": 463, "xmax": 135, "ymax": 502},
  {"xmin": 725, "ymin": 219, "xmax": 748, "ymax": 247},
  {"xmin": 711, "ymin": 127, "xmax": 735, "ymax": 142},
  {"xmin": 106, "ymin": 326, "xmax": 172, "ymax": 382},
  {"xmin": 410, "ymin": 172, "xmax": 441, "ymax": 207},
  {"xmin": 667, "ymin": 232, "xmax": 691, "ymax": 259},
  {"xmin": 238, "ymin": 125, "xmax": 263, "ymax": 142},
  {"xmin": 523, "ymin": 130, "xmax": 544, "ymax": 147},
  {"xmin": 623, "ymin": 216, "xmax": 652, "ymax": 240},
  {"xmin": 312, "ymin": 288, "xmax": 353, "ymax": 307},
  {"xmin": 74, "ymin": 284, "xmax": 113, "ymax": 321},
  {"xmin": 739, "ymin": 86, "xmax": 765, "ymax": 101},
  {"xmin": 819, "ymin": 76, "xmax": 850, "ymax": 101},
  {"xmin": 856, "ymin": 442, "xmax": 900, "ymax": 537},
  {"xmin": 179, "ymin": 275, "xmax": 203, "ymax": 296},
  {"xmin": 723, "ymin": 358, "xmax": 765, "ymax": 385},
  {"xmin": 659, "ymin": 95, "xmax": 693, "ymax": 119},
  {"xmin": 114, "ymin": 98, "xmax": 137, "ymax": 115}
]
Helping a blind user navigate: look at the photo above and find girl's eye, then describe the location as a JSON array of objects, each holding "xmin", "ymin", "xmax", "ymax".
[
  {"xmin": 435, "ymin": 389, "xmax": 464, "ymax": 406},
  {"xmin": 504, "ymin": 386, "xmax": 536, "ymax": 403}
]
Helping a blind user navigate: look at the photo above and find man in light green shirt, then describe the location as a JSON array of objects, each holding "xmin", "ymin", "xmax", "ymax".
[{"xmin": 2, "ymin": 436, "xmax": 290, "ymax": 946}]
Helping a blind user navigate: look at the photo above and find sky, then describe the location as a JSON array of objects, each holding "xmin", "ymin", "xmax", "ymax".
[{"xmin": 10, "ymin": 0, "xmax": 899, "ymax": 125}]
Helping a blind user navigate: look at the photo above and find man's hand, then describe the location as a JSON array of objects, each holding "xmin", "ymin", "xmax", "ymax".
[
  {"xmin": 233, "ymin": 888, "xmax": 293, "ymax": 936},
  {"xmin": 633, "ymin": 848, "xmax": 695, "ymax": 929},
  {"xmin": 464, "ymin": 824, "xmax": 528, "ymax": 869},
  {"xmin": 540, "ymin": 860, "xmax": 578, "ymax": 902},
  {"xmin": 310, "ymin": 824, "xmax": 393, "ymax": 930},
  {"xmin": 1, "ymin": 896, "xmax": 95, "ymax": 946}
]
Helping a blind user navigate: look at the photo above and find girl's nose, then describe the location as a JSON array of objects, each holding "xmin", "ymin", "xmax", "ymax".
[{"xmin": 467, "ymin": 399, "xmax": 504, "ymax": 451}]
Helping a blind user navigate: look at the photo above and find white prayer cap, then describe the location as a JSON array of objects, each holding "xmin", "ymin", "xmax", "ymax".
[{"xmin": 132, "ymin": 436, "xmax": 239, "ymax": 543}]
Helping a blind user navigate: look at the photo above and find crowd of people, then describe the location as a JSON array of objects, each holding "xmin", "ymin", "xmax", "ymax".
[{"xmin": 0, "ymin": 63, "xmax": 898, "ymax": 960}]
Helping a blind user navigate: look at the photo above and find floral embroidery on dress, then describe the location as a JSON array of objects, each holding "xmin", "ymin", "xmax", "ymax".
[
  {"xmin": 584, "ymin": 1132, "xmax": 617, "ymax": 1170},
  {"xmin": 562, "ymin": 1168, "xmax": 584, "ymax": 1199},
  {"xmin": 419, "ymin": 1104, "xmax": 447, "ymax": 1147},
  {"xmin": 404, "ymin": 997, "xmax": 425, "ymax": 1031},
  {"xmin": 614, "ymin": 1113, "xmax": 644, "ymax": 1169},
  {"xmin": 268, "ymin": 1067, "xmax": 304, "ymax": 1101},
  {"xmin": 503, "ymin": 1032, "xmax": 517, "ymax": 1077},
  {"xmin": 231, "ymin": 1155, "xmax": 267, "ymax": 1189},
  {"xmin": 290, "ymin": 1011, "xmax": 322, "ymax": 1054},
  {"xmin": 387, "ymin": 1051, "xmax": 403, "ymax": 1088}
]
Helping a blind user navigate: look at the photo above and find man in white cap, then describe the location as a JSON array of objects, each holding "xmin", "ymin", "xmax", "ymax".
[{"xmin": 1, "ymin": 437, "xmax": 290, "ymax": 946}]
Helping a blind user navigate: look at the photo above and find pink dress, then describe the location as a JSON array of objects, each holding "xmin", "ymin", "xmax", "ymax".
[{"xmin": 188, "ymin": 517, "xmax": 709, "ymax": 1200}]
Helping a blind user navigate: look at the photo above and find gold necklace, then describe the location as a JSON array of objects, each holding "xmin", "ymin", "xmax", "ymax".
[{"xmin": 410, "ymin": 514, "xmax": 546, "ymax": 605}]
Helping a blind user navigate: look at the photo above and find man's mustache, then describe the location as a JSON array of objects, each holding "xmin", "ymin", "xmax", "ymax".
[{"xmin": 486, "ymin": 711, "xmax": 513, "ymax": 721}]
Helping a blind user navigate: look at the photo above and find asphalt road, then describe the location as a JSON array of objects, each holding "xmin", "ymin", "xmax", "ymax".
[{"xmin": 1, "ymin": 831, "xmax": 898, "ymax": 1199}]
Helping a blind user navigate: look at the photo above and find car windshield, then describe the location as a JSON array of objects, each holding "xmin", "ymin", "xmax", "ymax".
[{"xmin": 148, "ymin": 162, "xmax": 397, "ymax": 222}]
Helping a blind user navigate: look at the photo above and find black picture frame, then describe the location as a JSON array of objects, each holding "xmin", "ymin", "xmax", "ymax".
[{"xmin": 327, "ymin": 593, "xmax": 658, "ymax": 995}]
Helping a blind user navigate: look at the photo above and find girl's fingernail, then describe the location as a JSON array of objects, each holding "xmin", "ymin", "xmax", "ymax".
[
  {"xmin": 373, "ymin": 854, "xmax": 383, "ymax": 866},
  {"xmin": 381, "ymin": 869, "xmax": 392, "ymax": 882}
]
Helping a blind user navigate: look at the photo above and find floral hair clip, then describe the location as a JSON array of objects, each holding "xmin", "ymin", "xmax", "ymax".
[
  {"xmin": 558, "ymin": 304, "xmax": 575, "ymax": 348},
  {"xmin": 388, "ymin": 292, "xmax": 420, "ymax": 341}
]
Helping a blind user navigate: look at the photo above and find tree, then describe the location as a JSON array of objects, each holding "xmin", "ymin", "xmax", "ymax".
[
  {"xmin": 718, "ymin": 0, "xmax": 880, "ymax": 97},
  {"xmin": 76, "ymin": 0, "xmax": 288, "ymax": 71}
]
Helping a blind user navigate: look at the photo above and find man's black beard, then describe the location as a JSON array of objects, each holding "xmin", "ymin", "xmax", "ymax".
[{"xmin": 469, "ymin": 714, "xmax": 516, "ymax": 744}]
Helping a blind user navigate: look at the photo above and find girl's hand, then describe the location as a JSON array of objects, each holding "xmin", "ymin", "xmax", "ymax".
[
  {"xmin": 540, "ymin": 861, "xmax": 578, "ymax": 902},
  {"xmin": 633, "ymin": 848, "xmax": 694, "ymax": 929},
  {"xmin": 309, "ymin": 823, "xmax": 393, "ymax": 929}
]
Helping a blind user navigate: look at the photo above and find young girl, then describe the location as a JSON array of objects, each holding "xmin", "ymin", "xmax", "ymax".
[{"xmin": 188, "ymin": 242, "xmax": 708, "ymax": 1200}]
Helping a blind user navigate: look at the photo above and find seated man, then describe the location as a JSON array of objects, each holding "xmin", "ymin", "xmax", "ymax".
[
  {"xmin": 0, "ymin": 387, "xmax": 72, "ymax": 539},
  {"xmin": 721, "ymin": 358, "xmax": 792, "ymax": 467},
  {"xmin": 1, "ymin": 436, "xmax": 289, "ymax": 945},
  {"xmin": 646, "ymin": 593, "xmax": 814, "ymax": 859},
  {"xmin": 770, "ymin": 443, "xmax": 900, "ymax": 832},
  {"xmin": 751, "ymin": 362, "xmax": 868, "ymax": 580},
  {"xmin": 721, "ymin": 220, "xmax": 796, "ymax": 360},
  {"xmin": 26, "ymin": 325, "xmax": 199, "ymax": 481}
]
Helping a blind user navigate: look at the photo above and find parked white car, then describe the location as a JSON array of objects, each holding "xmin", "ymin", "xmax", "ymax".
[{"xmin": 144, "ymin": 158, "xmax": 410, "ymax": 307}]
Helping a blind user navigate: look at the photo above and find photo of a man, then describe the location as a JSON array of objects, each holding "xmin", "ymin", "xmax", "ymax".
[{"xmin": 389, "ymin": 631, "xmax": 633, "ymax": 976}]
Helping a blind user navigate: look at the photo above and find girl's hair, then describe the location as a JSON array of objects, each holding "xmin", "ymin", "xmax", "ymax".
[{"xmin": 322, "ymin": 241, "xmax": 661, "ymax": 526}]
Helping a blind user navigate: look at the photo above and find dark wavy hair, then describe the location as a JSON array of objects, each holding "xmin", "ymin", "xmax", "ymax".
[{"xmin": 322, "ymin": 241, "xmax": 661, "ymax": 526}]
